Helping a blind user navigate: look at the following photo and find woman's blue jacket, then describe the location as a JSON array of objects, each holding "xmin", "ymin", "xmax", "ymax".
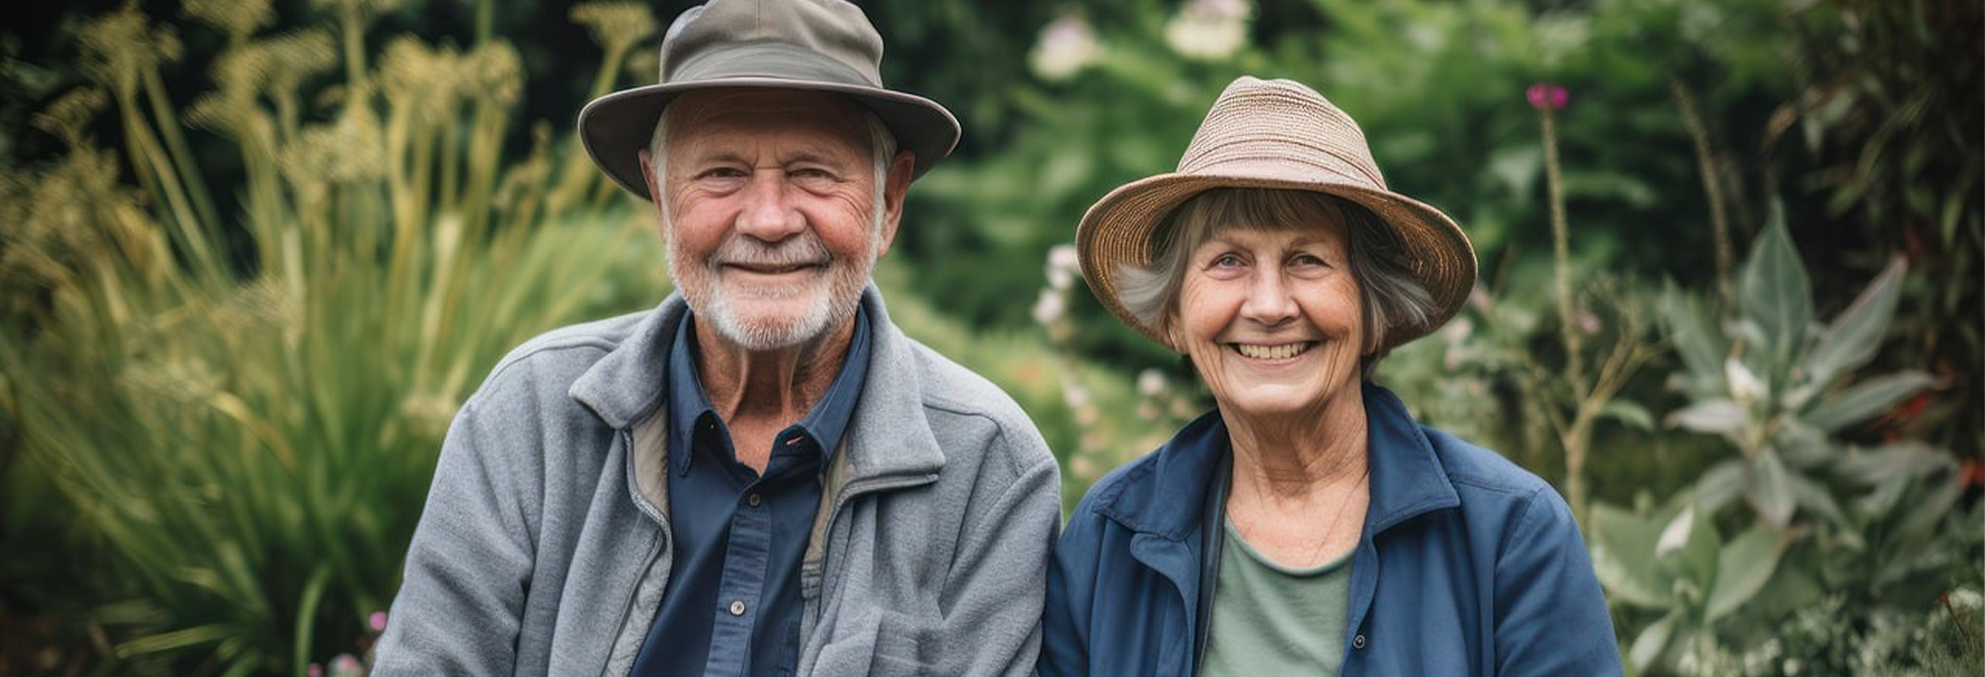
[{"xmin": 1040, "ymin": 383, "xmax": 1622, "ymax": 676}]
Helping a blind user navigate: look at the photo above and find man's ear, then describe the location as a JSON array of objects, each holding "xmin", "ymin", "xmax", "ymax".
[
  {"xmin": 638, "ymin": 149, "xmax": 670, "ymax": 228},
  {"xmin": 875, "ymin": 149, "xmax": 915, "ymax": 257}
]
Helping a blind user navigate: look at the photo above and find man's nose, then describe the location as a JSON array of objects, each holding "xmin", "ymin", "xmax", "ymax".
[{"xmin": 734, "ymin": 170, "xmax": 807, "ymax": 242}]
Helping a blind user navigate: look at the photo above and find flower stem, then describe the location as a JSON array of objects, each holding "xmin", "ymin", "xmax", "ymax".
[
  {"xmin": 1671, "ymin": 79, "xmax": 1735, "ymax": 301},
  {"xmin": 1541, "ymin": 105, "xmax": 1584, "ymax": 392}
]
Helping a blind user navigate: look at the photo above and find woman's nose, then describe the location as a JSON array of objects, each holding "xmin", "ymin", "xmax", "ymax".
[{"xmin": 1239, "ymin": 269, "xmax": 1298, "ymax": 326}]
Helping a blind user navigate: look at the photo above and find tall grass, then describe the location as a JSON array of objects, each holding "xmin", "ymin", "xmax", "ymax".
[{"xmin": 0, "ymin": 1, "xmax": 664, "ymax": 673}]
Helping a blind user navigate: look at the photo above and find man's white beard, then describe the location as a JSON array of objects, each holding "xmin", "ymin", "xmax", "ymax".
[{"xmin": 669, "ymin": 227, "xmax": 876, "ymax": 352}]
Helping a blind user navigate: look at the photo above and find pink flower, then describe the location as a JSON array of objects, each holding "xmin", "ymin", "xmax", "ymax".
[
  {"xmin": 369, "ymin": 610, "xmax": 388, "ymax": 633},
  {"xmin": 308, "ymin": 664, "xmax": 323, "ymax": 677},
  {"xmin": 1526, "ymin": 83, "xmax": 1568, "ymax": 111}
]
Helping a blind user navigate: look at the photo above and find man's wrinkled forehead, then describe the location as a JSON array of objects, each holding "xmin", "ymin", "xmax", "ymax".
[{"xmin": 662, "ymin": 89, "xmax": 873, "ymax": 153}]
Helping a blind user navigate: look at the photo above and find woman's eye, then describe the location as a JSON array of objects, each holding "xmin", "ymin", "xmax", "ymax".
[
  {"xmin": 1290, "ymin": 253, "xmax": 1326, "ymax": 267},
  {"xmin": 1212, "ymin": 254, "xmax": 1243, "ymax": 268}
]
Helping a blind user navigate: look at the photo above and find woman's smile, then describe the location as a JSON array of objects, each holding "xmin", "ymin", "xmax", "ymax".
[{"xmin": 1228, "ymin": 341, "xmax": 1318, "ymax": 361}]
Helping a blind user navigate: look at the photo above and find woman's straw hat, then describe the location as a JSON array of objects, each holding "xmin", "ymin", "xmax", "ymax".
[{"xmin": 1076, "ymin": 76, "xmax": 1477, "ymax": 352}]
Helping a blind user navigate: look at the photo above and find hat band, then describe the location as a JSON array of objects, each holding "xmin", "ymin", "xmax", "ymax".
[{"xmin": 667, "ymin": 42, "xmax": 879, "ymax": 89}]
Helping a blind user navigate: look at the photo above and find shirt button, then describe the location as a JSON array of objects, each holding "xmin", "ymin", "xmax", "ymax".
[
  {"xmin": 1353, "ymin": 633, "xmax": 1367, "ymax": 649},
  {"xmin": 729, "ymin": 600, "xmax": 746, "ymax": 616},
  {"xmin": 747, "ymin": 493, "xmax": 762, "ymax": 507}
]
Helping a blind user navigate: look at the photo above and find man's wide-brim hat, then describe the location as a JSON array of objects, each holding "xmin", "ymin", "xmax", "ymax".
[
  {"xmin": 1077, "ymin": 76, "xmax": 1478, "ymax": 353},
  {"xmin": 577, "ymin": 0, "xmax": 960, "ymax": 200}
]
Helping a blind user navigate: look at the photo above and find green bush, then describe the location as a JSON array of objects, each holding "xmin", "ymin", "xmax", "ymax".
[{"xmin": 2, "ymin": 1, "xmax": 668, "ymax": 672}]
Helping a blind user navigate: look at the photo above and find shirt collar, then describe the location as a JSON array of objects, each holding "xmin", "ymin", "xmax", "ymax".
[
  {"xmin": 665, "ymin": 306, "xmax": 872, "ymax": 476},
  {"xmin": 1096, "ymin": 382, "xmax": 1461, "ymax": 539}
]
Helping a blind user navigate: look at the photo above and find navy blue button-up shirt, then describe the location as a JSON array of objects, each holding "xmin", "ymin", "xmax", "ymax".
[{"xmin": 631, "ymin": 308, "xmax": 870, "ymax": 677}]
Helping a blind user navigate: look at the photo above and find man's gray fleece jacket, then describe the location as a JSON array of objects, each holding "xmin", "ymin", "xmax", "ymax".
[{"xmin": 373, "ymin": 287, "xmax": 1062, "ymax": 676}]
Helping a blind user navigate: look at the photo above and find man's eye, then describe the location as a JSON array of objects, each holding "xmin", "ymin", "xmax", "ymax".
[
  {"xmin": 791, "ymin": 168, "xmax": 835, "ymax": 181},
  {"xmin": 700, "ymin": 168, "xmax": 747, "ymax": 180}
]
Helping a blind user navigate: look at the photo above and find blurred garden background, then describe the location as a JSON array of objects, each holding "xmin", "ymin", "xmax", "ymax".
[{"xmin": 1, "ymin": 0, "xmax": 1979, "ymax": 674}]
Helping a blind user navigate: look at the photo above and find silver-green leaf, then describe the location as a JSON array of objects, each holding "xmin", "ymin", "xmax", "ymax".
[
  {"xmin": 1794, "ymin": 255, "xmax": 1908, "ymax": 407},
  {"xmin": 1706, "ymin": 524, "xmax": 1784, "ymax": 621},
  {"xmin": 1739, "ymin": 203, "xmax": 1813, "ymax": 375},
  {"xmin": 1802, "ymin": 370, "xmax": 1936, "ymax": 433}
]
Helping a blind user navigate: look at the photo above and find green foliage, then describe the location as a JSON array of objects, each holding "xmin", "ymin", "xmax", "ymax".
[
  {"xmin": 1, "ymin": 1, "xmax": 667, "ymax": 673},
  {"xmin": 1660, "ymin": 208, "xmax": 1933, "ymax": 530},
  {"xmin": 1779, "ymin": 0, "xmax": 1983, "ymax": 457},
  {"xmin": 1592, "ymin": 214, "xmax": 1970, "ymax": 675}
]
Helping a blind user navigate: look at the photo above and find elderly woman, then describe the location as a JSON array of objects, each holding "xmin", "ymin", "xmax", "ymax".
[{"xmin": 1039, "ymin": 77, "xmax": 1620, "ymax": 676}]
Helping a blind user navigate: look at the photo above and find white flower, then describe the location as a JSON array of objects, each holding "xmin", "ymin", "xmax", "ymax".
[
  {"xmin": 1725, "ymin": 357, "xmax": 1767, "ymax": 403},
  {"xmin": 1165, "ymin": 0, "xmax": 1252, "ymax": 61},
  {"xmin": 1064, "ymin": 384, "xmax": 1092, "ymax": 409},
  {"xmin": 1031, "ymin": 288, "xmax": 1065, "ymax": 326},
  {"xmin": 1029, "ymin": 16, "xmax": 1102, "ymax": 81},
  {"xmin": 1045, "ymin": 243, "xmax": 1081, "ymax": 291},
  {"xmin": 1137, "ymin": 368, "xmax": 1168, "ymax": 397},
  {"xmin": 1655, "ymin": 505, "xmax": 1694, "ymax": 557},
  {"xmin": 1048, "ymin": 243, "xmax": 1080, "ymax": 271}
]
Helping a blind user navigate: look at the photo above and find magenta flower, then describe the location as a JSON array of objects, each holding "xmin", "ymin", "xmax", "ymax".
[
  {"xmin": 308, "ymin": 664, "xmax": 324, "ymax": 677},
  {"xmin": 1526, "ymin": 83, "xmax": 1568, "ymax": 111},
  {"xmin": 369, "ymin": 610, "xmax": 388, "ymax": 633}
]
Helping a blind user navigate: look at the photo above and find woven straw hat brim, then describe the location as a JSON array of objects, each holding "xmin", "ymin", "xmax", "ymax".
[
  {"xmin": 1077, "ymin": 172, "xmax": 1478, "ymax": 353},
  {"xmin": 578, "ymin": 78, "xmax": 960, "ymax": 201}
]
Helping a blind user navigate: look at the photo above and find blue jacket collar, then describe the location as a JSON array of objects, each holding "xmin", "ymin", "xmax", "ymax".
[{"xmin": 1094, "ymin": 382, "xmax": 1461, "ymax": 539}]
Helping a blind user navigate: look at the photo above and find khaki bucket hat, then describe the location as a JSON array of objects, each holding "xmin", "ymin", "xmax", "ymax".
[
  {"xmin": 1077, "ymin": 76, "xmax": 1478, "ymax": 352},
  {"xmin": 577, "ymin": 0, "xmax": 960, "ymax": 200}
]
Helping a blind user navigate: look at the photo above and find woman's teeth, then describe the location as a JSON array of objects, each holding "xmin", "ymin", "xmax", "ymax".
[{"xmin": 1233, "ymin": 343, "xmax": 1311, "ymax": 360}]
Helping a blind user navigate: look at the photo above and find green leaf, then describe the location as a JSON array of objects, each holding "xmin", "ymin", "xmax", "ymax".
[
  {"xmin": 1802, "ymin": 370, "xmax": 1936, "ymax": 433},
  {"xmin": 1657, "ymin": 504, "xmax": 1720, "ymax": 591},
  {"xmin": 1739, "ymin": 203, "xmax": 1813, "ymax": 375},
  {"xmin": 1706, "ymin": 524, "xmax": 1784, "ymax": 620},
  {"xmin": 1774, "ymin": 418, "xmax": 1831, "ymax": 468},
  {"xmin": 1899, "ymin": 471, "xmax": 1962, "ymax": 538},
  {"xmin": 1787, "ymin": 472, "xmax": 1845, "ymax": 525},
  {"xmin": 1589, "ymin": 502, "xmax": 1675, "ymax": 608},
  {"xmin": 1599, "ymin": 400, "xmax": 1655, "ymax": 431},
  {"xmin": 1693, "ymin": 460, "xmax": 1745, "ymax": 513},
  {"xmin": 1793, "ymin": 256, "xmax": 1908, "ymax": 407},
  {"xmin": 1627, "ymin": 613, "xmax": 1678, "ymax": 673},
  {"xmin": 1659, "ymin": 281, "xmax": 1725, "ymax": 385},
  {"xmin": 1667, "ymin": 399, "xmax": 1746, "ymax": 435},
  {"xmin": 293, "ymin": 567, "xmax": 330, "ymax": 677},
  {"xmin": 1749, "ymin": 449, "xmax": 1797, "ymax": 529},
  {"xmin": 115, "ymin": 623, "xmax": 233, "ymax": 656}
]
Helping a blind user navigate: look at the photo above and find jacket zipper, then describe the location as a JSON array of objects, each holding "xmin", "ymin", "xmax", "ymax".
[
  {"xmin": 797, "ymin": 473, "xmax": 939, "ymax": 659},
  {"xmin": 599, "ymin": 427, "xmax": 676, "ymax": 677}
]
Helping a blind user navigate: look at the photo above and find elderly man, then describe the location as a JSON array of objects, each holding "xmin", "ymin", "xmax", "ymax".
[{"xmin": 372, "ymin": 1, "xmax": 1061, "ymax": 675}]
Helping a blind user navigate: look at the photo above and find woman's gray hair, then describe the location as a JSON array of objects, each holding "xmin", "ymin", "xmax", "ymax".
[{"xmin": 1114, "ymin": 187, "xmax": 1438, "ymax": 379}]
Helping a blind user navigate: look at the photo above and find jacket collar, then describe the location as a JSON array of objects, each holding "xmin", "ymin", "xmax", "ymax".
[
  {"xmin": 1096, "ymin": 382, "xmax": 1460, "ymax": 539},
  {"xmin": 569, "ymin": 284, "xmax": 945, "ymax": 494}
]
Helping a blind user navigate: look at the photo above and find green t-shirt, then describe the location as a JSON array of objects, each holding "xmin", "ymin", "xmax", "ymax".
[{"xmin": 1200, "ymin": 517, "xmax": 1354, "ymax": 677}]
